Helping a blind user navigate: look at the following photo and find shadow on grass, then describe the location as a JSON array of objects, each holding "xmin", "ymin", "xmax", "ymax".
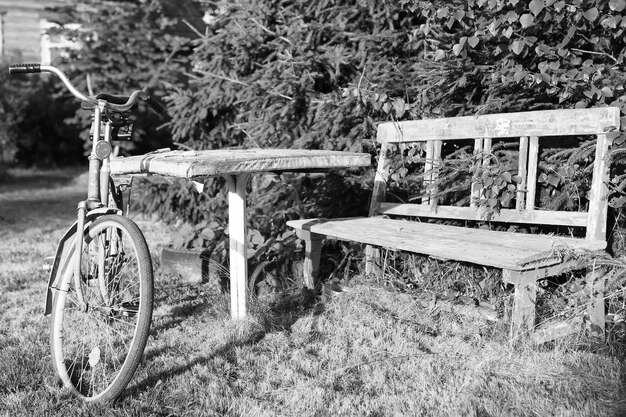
[{"xmin": 122, "ymin": 286, "xmax": 324, "ymax": 401}]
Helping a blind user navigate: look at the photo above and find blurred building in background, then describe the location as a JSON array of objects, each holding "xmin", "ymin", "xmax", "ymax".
[{"xmin": 0, "ymin": 0, "xmax": 72, "ymax": 63}]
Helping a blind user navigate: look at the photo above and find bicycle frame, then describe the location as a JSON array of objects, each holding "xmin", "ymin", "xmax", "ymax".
[
  {"xmin": 73, "ymin": 101, "xmax": 115, "ymax": 309},
  {"xmin": 8, "ymin": 64, "xmax": 147, "ymax": 314},
  {"xmin": 11, "ymin": 63, "xmax": 155, "ymax": 402}
]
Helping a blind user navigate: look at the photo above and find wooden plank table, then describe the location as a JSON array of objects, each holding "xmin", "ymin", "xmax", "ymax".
[{"xmin": 110, "ymin": 148, "xmax": 371, "ymax": 319}]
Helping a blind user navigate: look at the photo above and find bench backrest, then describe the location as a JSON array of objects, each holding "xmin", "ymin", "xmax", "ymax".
[{"xmin": 371, "ymin": 108, "xmax": 621, "ymax": 242}]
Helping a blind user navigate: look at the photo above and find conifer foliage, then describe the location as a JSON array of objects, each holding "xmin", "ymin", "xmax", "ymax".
[{"xmin": 49, "ymin": 1, "xmax": 626, "ymax": 293}]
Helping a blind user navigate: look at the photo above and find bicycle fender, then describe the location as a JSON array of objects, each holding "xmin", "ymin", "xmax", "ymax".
[{"xmin": 44, "ymin": 208, "xmax": 121, "ymax": 316}]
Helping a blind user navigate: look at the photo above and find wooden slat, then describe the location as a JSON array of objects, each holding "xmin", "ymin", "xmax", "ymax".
[
  {"xmin": 377, "ymin": 108, "xmax": 620, "ymax": 143},
  {"xmin": 421, "ymin": 141, "xmax": 434, "ymax": 206},
  {"xmin": 470, "ymin": 139, "xmax": 483, "ymax": 208},
  {"xmin": 226, "ymin": 174, "xmax": 248, "ymax": 320},
  {"xmin": 586, "ymin": 133, "xmax": 610, "ymax": 241},
  {"xmin": 526, "ymin": 136, "xmax": 539, "ymax": 211},
  {"xmin": 517, "ymin": 136, "xmax": 529, "ymax": 210},
  {"xmin": 111, "ymin": 149, "xmax": 371, "ymax": 179},
  {"xmin": 378, "ymin": 203, "xmax": 588, "ymax": 227},
  {"xmin": 479, "ymin": 137, "xmax": 493, "ymax": 206},
  {"xmin": 365, "ymin": 143, "xmax": 392, "ymax": 274},
  {"xmin": 368, "ymin": 143, "xmax": 392, "ymax": 216},
  {"xmin": 430, "ymin": 140, "xmax": 442, "ymax": 209},
  {"xmin": 287, "ymin": 217, "xmax": 606, "ymax": 271},
  {"xmin": 421, "ymin": 140, "xmax": 442, "ymax": 207}
]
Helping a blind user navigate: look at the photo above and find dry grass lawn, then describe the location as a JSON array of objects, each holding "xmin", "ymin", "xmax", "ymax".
[{"xmin": 1, "ymin": 168, "xmax": 625, "ymax": 416}]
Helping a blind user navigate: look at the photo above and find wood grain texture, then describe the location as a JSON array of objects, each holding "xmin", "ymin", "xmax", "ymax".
[
  {"xmin": 377, "ymin": 203, "xmax": 588, "ymax": 227},
  {"xmin": 470, "ymin": 139, "xmax": 484, "ymax": 208},
  {"xmin": 517, "ymin": 136, "xmax": 529, "ymax": 210},
  {"xmin": 227, "ymin": 174, "xmax": 248, "ymax": 320},
  {"xmin": 111, "ymin": 148, "xmax": 371, "ymax": 179},
  {"xmin": 377, "ymin": 107, "xmax": 620, "ymax": 143},
  {"xmin": 287, "ymin": 217, "xmax": 606, "ymax": 271},
  {"xmin": 526, "ymin": 136, "xmax": 539, "ymax": 211},
  {"xmin": 586, "ymin": 133, "xmax": 610, "ymax": 241},
  {"xmin": 365, "ymin": 144, "xmax": 392, "ymax": 274}
]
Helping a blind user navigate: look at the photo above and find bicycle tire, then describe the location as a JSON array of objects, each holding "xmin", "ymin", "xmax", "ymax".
[{"xmin": 50, "ymin": 214, "xmax": 153, "ymax": 402}]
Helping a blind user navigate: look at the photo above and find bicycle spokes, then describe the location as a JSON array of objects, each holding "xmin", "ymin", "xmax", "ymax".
[{"xmin": 51, "ymin": 216, "xmax": 153, "ymax": 401}]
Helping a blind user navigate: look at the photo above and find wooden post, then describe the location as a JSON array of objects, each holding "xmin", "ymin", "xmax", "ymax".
[
  {"xmin": 365, "ymin": 143, "xmax": 392, "ymax": 276},
  {"xmin": 586, "ymin": 133, "xmax": 610, "ymax": 241},
  {"xmin": 226, "ymin": 174, "xmax": 248, "ymax": 320},
  {"xmin": 470, "ymin": 139, "xmax": 484, "ymax": 208},
  {"xmin": 503, "ymin": 269, "xmax": 537, "ymax": 337},
  {"xmin": 302, "ymin": 232, "xmax": 323, "ymax": 289},
  {"xmin": 430, "ymin": 140, "xmax": 442, "ymax": 210},
  {"xmin": 587, "ymin": 263, "xmax": 605, "ymax": 339},
  {"xmin": 584, "ymin": 133, "xmax": 611, "ymax": 338},
  {"xmin": 422, "ymin": 141, "xmax": 434, "ymax": 206},
  {"xmin": 516, "ymin": 136, "xmax": 529, "ymax": 210},
  {"xmin": 526, "ymin": 136, "xmax": 539, "ymax": 211}
]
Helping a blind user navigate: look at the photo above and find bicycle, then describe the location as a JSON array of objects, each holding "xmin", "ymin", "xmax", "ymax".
[{"xmin": 9, "ymin": 63, "xmax": 154, "ymax": 402}]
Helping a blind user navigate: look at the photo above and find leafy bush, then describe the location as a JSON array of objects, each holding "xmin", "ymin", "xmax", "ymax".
[
  {"xmin": 0, "ymin": 60, "xmax": 83, "ymax": 167},
  {"xmin": 46, "ymin": 0, "xmax": 203, "ymax": 155},
  {"xmin": 57, "ymin": 0, "xmax": 626, "ymax": 314}
]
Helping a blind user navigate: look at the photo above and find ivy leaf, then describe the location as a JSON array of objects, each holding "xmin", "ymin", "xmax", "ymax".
[
  {"xmin": 434, "ymin": 49, "xmax": 446, "ymax": 61},
  {"xmin": 513, "ymin": 70, "xmax": 527, "ymax": 83},
  {"xmin": 583, "ymin": 7, "xmax": 599, "ymax": 22},
  {"xmin": 393, "ymin": 97, "xmax": 406, "ymax": 117},
  {"xmin": 601, "ymin": 87, "xmax": 614, "ymax": 98},
  {"xmin": 553, "ymin": 0, "xmax": 566, "ymax": 12},
  {"xmin": 609, "ymin": 196, "xmax": 626, "ymax": 208},
  {"xmin": 547, "ymin": 174, "xmax": 560, "ymax": 187},
  {"xmin": 468, "ymin": 36, "xmax": 479, "ymax": 48},
  {"xmin": 529, "ymin": 0, "xmax": 544, "ymax": 16},
  {"xmin": 520, "ymin": 14, "xmax": 535, "ymax": 28},
  {"xmin": 609, "ymin": 0, "xmax": 626, "ymax": 12},
  {"xmin": 511, "ymin": 40, "xmax": 525, "ymax": 55}
]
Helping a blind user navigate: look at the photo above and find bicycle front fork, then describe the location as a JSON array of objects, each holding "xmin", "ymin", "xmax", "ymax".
[{"xmin": 74, "ymin": 201, "xmax": 87, "ymax": 311}]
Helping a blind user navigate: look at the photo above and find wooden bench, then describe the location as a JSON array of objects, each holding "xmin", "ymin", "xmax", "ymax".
[{"xmin": 288, "ymin": 108, "xmax": 620, "ymax": 337}]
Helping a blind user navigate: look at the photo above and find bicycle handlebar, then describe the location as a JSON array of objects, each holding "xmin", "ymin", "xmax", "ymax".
[
  {"xmin": 9, "ymin": 64, "xmax": 148, "ymax": 112},
  {"xmin": 8, "ymin": 63, "xmax": 41, "ymax": 74}
]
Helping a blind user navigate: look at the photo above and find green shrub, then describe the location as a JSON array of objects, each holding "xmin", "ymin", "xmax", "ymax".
[
  {"xmin": 0, "ymin": 60, "xmax": 83, "ymax": 167},
  {"xmin": 60, "ymin": 0, "xmax": 626, "ymax": 310}
]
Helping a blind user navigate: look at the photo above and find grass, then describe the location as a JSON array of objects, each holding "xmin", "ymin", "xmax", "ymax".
[{"xmin": 1, "ymin": 167, "xmax": 625, "ymax": 416}]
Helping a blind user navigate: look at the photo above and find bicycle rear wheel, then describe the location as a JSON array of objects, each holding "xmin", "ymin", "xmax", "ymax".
[{"xmin": 50, "ymin": 214, "xmax": 153, "ymax": 402}]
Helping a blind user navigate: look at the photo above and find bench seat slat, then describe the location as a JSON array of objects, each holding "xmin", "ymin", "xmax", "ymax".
[
  {"xmin": 288, "ymin": 217, "xmax": 606, "ymax": 271},
  {"xmin": 378, "ymin": 203, "xmax": 588, "ymax": 227}
]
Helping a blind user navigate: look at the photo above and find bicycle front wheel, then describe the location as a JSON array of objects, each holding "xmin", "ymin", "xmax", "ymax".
[{"xmin": 50, "ymin": 214, "xmax": 153, "ymax": 402}]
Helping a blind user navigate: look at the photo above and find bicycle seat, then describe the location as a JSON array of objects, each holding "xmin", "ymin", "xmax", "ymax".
[{"xmin": 96, "ymin": 93, "xmax": 134, "ymax": 106}]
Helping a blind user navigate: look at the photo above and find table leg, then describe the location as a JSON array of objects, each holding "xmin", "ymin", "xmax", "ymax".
[{"xmin": 225, "ymin": 174, "xmax": 249, "ymax": 319}]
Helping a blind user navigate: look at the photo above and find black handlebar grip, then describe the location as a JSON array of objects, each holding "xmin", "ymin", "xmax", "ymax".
[{"xmin": 9, "ymin": 64, "xmax": 41, "ymax": 74}]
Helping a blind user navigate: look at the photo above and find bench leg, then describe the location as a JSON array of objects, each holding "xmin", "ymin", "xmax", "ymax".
[
  {"xmin": 503, "ymin": 270, "xmax": 537, "ymax": 338},
  {"xmin": 511, "ymin": 280, "xmax": 537, "ymax": 337},
  {"xmin": 365, "ymin": 245, "xmax": 381, "ymax": 276},
  {"xmin": 587, "ymin": 264, "xmax": 606, "ymax": 340},
  {"xmin": 303, "ymin": 238, "xmax": 323, "ymax": 289},
  {"xmin": 294, "ymin": 229, "xmax": 324, "ymax": 290}
]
